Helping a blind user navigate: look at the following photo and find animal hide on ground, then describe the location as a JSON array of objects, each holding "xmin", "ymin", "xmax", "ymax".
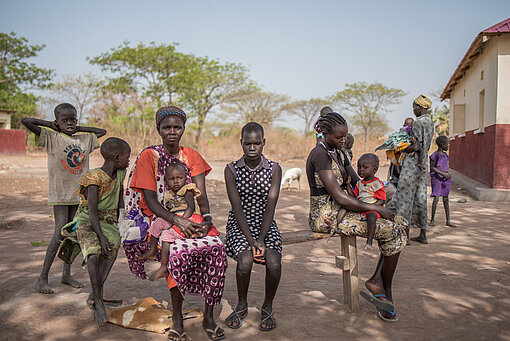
[{"xmin": 106, "ymin": 297, "xmax": 202, "ymax": 334}]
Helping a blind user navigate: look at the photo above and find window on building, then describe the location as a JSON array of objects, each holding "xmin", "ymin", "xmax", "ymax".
[
  {"xmin": 453, "ymin": 104, "xmax": 466, "ymax": 135},
  {"xmin": 478, "ymin": 89, "xmax": 485, "ymax": 132}
]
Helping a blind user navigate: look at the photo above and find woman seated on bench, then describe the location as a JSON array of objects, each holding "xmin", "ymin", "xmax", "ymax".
[{"xmin": 305, "ymin": 112, "xmax": 408, "ymax": 322}]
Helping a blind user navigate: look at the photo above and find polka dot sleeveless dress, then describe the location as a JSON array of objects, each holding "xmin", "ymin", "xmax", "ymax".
[{"xmin": 225, "ymin": 156, "xmax": 282, "ymax": 260}]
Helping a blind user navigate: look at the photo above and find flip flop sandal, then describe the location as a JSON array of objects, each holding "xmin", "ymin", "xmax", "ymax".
[
  {"xmin": 410, "ymin": 237, "xmax": 428, "ymax": 244},
  {"xmin": 360, "ymin": 291, "xmax": 395, "ymax": 312},
  {"xmin": 225, "ymin": 307, "xmax": 248, "ymax": 329},
  {"xmin": 203, "ymin": 325, "xmax": 225, "ymax": 340},
  {"xmin": 167, "ymin": 328, "xmax": 187, "ymax": 341},
  {"xmin": 258, "ymin": 308, "xmax": 276, "ymax": 331},
  {"xmin": 377, "ymin": 308, "xmax": 398, "ymax": 322}
]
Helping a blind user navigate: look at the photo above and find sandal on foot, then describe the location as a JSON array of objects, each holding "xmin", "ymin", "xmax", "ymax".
[
  {"xmin": 410, "ymin": 237, "xmax": 428, "ymax": 244},
  {"xmin": 225, "ymin": 307, "xmax": 248, "ymax": 329},
  {"xmin": 167, "ymin": 329, "xmax": 187, "ymax": 341},
  {"xmin": 360, "ymin": 291, "xmax": 395, "ymax": 312},
  {"xmin": 258, "ymin": 308, "xmax": 276, "ymax": 331},
  {"xmin": 204, "ymin": 325, "xmax": 225, "ymax": 340},
  {"xmin": 377, "ymin": 308, "xmax": 398, "ymax": 322}
]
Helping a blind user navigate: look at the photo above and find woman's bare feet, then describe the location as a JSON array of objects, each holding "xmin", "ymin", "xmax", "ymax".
[
  {"xmin": 35, "ymin": 277, "xmax": 54, "ymax": 294},
  {"xmin": 362, "ymin": 279, "xmax": 394, "ymax": 311},
  {"xmin": 149, "ymin": 265, "xmax": 169, "ymax": 281},
  {"xmin": 136, "ymin": 250, "xmax": 157, "ymax": 261}
]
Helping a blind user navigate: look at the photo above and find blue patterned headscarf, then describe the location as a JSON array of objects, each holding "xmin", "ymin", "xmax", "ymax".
[{"xmin": 155, "ymin": 106, "xmax": 187, "ymax": 126}]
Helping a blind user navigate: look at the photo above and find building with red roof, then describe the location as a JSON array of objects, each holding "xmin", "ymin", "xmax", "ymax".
[{"xmin": 442, "ymin": 18, "xmax": 510, "ymax": 192}]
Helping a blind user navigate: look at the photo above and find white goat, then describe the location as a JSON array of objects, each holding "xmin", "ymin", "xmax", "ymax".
[{"xmin": 281, "ymin": 167, "xmax": 302, "ymax": 190}]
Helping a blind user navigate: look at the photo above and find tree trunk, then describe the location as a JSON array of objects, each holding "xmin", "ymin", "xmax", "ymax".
[
  {"xmin": 364, "ymin": 128, "xmax": 369, "ymax": 152},
  {"xmin": 193, "ymin": 115, "xmax": 205, "ymax": 149}
]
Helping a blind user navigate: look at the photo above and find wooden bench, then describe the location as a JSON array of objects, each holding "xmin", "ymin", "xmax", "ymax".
[
  {"xmin": 335, "ymin": 235, "xmax": 360, "ymax": 311},
  {"xmin": 281, "ymin": 230, "xmax": 360, "ymax": 311},
  {"xmin": 223, "ymin": 230, "xmax": 360, "ymax": 311}
]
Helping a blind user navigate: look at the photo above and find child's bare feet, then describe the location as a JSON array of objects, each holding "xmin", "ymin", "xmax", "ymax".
[
  {"xmin": 149, "ymin": 265, "xmax": 169, "ymax": 281},
  {"xmin": 35, "ymin": 277, "xmax": 54, "ymax": 294},
  {"xmin": 429, "ymin": 220, "xmax": 435, "ymax": 226},
  {"xmin": 446, "ymin": 221, "xmax": 457, "ymax": 227},
  {"xmin": 87, "ymin": 293, "xmax": 95, "ymax": 310},
  {"xmin": 93, "ymin": 298, "xmax": 108, "ymax": 325},
  {"xmin": 364, "ymin": 243, "xmax": 374, "ymax": 251},
  {"xmin": 136, "ymin": 250, "xmax": 157, "ymax": 261},
  {"xmin": 323, "ymin": 216, "xmax": 335, "ymax": 231},
  {"xmin": 61, "ymin": 275, "xmax": 84, "ymax": 288}
]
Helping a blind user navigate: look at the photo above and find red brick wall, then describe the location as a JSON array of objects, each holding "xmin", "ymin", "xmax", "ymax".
[
  {"xmin": 449, "ymin": 124, "xmax": 510, "ymax": 189},
  {"xmin": 0, "ymin": 129, "xmax": 26, "ymax": 154},
  {"xmin": 493, "ymin": 124, "xmax": 510, "ymax": 188}
]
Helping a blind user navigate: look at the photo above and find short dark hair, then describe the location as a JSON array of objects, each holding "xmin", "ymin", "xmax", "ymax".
[
  {"xmin": 358, "ymin": 153, "xmax": 379, "ymax": 167},
  {"xmin": 318, "ymin": 112, "xmax": 347, "ymax": 134},
  {"xmin": 100, "ymin": 137, "xmax": 130, "ymax": 160},
  {"xmin": 165, "ymin": 162, "xmax": 188, "ymax": 175},
  {"xmin": 241, "ymin": 122, "xmax": 264, "ymax": 139},
  {"xmin": 436, "ymin": 135, "xmax": 448, "ymax": 145},
  {"xmin": 320, "ymin": 106, "xmax": 334, "ymax": 117},
  {"xmin": 54, "ymin": 103, "xmax": 77, "ymax": 119},
  {"xmin": 345, "ymin": 133, "xmax": 354, "ymax": 142}
]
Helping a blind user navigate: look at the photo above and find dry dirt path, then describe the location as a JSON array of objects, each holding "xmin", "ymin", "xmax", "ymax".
[{"xmin": 0, "ymin": 154, "xmax": 509, "ymax": 341}]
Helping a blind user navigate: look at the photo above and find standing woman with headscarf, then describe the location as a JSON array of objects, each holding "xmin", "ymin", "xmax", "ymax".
[
  {"xmin": 123, "ymin": 106, "xmax": 226, "ymax": 341},
  {"xmin": 386, "ymin": 95, "xmax": 434, "ymax": 244}
]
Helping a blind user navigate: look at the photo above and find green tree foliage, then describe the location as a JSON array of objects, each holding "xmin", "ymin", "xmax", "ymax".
[
  {"xmin": 431, "ymin": 103, "xmax": 450, "ymax": 138},
  {"xmin": 177, "ymin": 55, "xmax": 248, "ymax": 147},
  {"xmin": 88, "ymin": 41, "xmax": 185, "ymax": 107},
  {"xmin": 0, "ymin": 32, "xmax": 54, "ymax": 128},
  {"xmin": 89, "ymin": 42, "xmax": 249, "ymax": 146},
  {"xmin": 224, "ymin": 84, "xmax": 289, "ymax": 127},
  {"xmin": 50, "ymin": 73, "xmax": 100, "ymax": 124},
  {"xmin": 283, "ymin": 97, "xmax": 329, "ymax": 138},
  {"xmin": 331, "ymin": 82, "xmax": 406, "ymax": 150}
]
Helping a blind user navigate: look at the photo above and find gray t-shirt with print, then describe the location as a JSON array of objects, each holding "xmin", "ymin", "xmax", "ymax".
[{"xmin": 36, "ymin": 127, "xmax": 99, "ymax": 205}]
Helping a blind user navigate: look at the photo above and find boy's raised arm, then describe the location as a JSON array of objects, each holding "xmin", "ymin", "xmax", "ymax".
[
  {"xmin": 76, "ymin": 125, "xmax": 107, "ymax": 138},
  {"xmin": 20, "ymin": 117, "xmax": 56, "ymax": 136}
]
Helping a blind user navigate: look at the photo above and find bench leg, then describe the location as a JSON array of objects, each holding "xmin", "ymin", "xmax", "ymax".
[{"xmin": 340, "ymin": 235, "xmax": 359, "ymax": 311}]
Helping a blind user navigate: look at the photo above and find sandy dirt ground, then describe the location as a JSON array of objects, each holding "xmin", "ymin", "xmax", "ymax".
[{"xmin": 0, "ymin": 153, "xmax": 509, "ymax": 341}]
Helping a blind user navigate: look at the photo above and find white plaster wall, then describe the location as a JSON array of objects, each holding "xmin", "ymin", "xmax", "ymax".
[
  {"xmin": 450, "ymin": 35, "xmax": 498, "ymax": 135},
  {"xmin": 497, "ymin": 34, "xmax": 510, "ymax": 124},
  {"xmin": 0, "ymin": 112, "xmax": 11, "ymax": 129}
]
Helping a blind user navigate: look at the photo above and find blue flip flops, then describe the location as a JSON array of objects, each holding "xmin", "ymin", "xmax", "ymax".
[
  {"xmin": 360, "ymin": 291, "xmax": 395, "ymax": 312},
  {"xmin": 377, "ymin": 308, "xmax": 398, "ymax": 322}
]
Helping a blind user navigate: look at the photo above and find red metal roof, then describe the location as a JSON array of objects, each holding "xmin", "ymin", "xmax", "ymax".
[
  {"xmin": 483, "ymin": 17, "xmax": 510, "ymax": 33},
  {"xmin": 441, "ymin": 18, "xmax": 510, "ymax": 100}
]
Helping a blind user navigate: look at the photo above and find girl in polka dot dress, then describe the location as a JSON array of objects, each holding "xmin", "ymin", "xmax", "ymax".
[{"xmin": 224, "ymin": 122, "xmax": 283, "ymax": 332}]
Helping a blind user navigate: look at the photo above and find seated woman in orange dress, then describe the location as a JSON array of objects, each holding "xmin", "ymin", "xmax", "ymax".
[{"xmin": 123, "ymin": 106, "xmax": 226, "ymax": 341}]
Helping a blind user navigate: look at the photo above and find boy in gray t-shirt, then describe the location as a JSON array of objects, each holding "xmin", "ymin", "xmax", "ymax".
[{"xmin": 22, "ymin": 103, "xmax": 107, "ymax": 294}]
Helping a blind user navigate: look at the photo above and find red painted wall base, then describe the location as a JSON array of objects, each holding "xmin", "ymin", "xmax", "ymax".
[
  {"xmin": 450, "ymin": 124, "xmax": 510, "ymax": 189},
  {"xmin": 0, "ymin": 129, "xmax": 26, "ymax": 154}
]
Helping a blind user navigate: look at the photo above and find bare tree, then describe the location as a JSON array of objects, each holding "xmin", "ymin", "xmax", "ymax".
[
  {"xmin": 284, "ymin": 98, "xmax": 329, "ymax": 138},
  {"xmin": 331, "ymin": 82, "xmax": 405, "ymax": 150},
  {"xmin": 51, "ymin": 73, "xmax": 100, "ymax": 124},
  {"xmin": 224, "ymin": 85, "xmax": 289, "ymax": 126}
]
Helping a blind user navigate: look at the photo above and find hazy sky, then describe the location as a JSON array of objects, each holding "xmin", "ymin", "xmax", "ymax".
[{"xmin": 1, "ymin": 0, "xmax": 509, "ymax": 132}]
